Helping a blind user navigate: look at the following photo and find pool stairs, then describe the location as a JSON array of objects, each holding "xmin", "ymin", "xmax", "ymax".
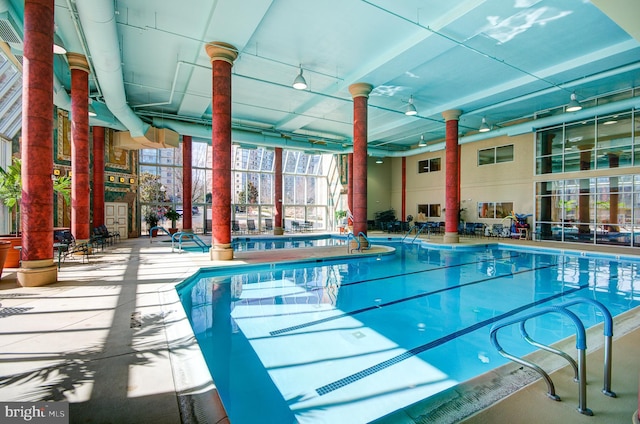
[{"xmin": 490, "ymin": 298, "xmax": 616, "ymax": 416}]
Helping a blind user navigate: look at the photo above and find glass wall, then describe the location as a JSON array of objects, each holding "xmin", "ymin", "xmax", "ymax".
[
  {"xmin": 534, "ymin": 97, "xmax": 639, "ymax": 247},
  {"xmin": 534, "ymin": 176, "xmax": 639, "ymax": 246},
  {"xmin": 536, "ymin": 111, "xmax": 637, "ymax": 175},
  {"xmin": 140, "ymin": 144, "xmax": 330, "ymax": 234}
]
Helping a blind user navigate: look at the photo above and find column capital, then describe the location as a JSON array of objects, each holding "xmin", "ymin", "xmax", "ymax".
[
  {"xmin": 442, "ymin": 109, "xmax": 462, "ymax": 121},
  {"xmin": 205, "ymin": 42, "xmax": 238, "ymax": 65},
  {"xmin": 349, "ymin": 82, "xmax": 374, "ymax": 99},
  {"xmin": 66, "ymin": 52, "xmax": 90, "ymax": 73}
]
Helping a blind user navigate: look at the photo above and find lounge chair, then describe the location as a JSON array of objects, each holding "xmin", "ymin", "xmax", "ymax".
[{"xmin": 264, "ymin": 218, "xmax": 273, "ymax": 232}]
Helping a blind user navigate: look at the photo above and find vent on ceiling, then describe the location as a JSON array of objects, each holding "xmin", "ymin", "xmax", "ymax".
[{"xmin": 0, "ymin": 12, "xmax": 23, "ymax": 46}]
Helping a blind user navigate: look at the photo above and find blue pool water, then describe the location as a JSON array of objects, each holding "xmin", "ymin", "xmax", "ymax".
[
  {"xmin": 177, "ymin": 241, "xmax": 640, "ymax": 423},
  {"xmin": 231, "ymin": 234, "xmax": 346, "ymax": 251}
]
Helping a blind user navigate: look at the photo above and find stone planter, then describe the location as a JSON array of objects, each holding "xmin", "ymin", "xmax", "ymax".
[
  {"xmin": 0, "ymin": 236, "xmax": 21, "ymax": 268},
  {"xmin": 0, "ymin": 240, "xmax": 11, "ymax": 278}
]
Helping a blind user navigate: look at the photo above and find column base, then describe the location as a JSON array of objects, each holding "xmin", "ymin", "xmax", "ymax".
[
  {"xmin": 181, "ymin": 228, "xmax": 194, "ymax": 234},
  {"xmin": 443, "ymin": 232, "xmax": 460, "ymax": 244},
  {"xmin": 18, "ymin": 260, "xmax": 58, "ymax": 287},
  {"xmin": 210, "ymin": 244, "xmax": 233, "ymax": 261},
  {"xmin": 274, "ymin": 227, "xmax": 284, "ymax": 236}
]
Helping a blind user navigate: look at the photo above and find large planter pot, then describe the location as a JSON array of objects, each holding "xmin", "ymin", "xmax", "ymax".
[
  {"xmin": 0, "ymin": 240, "xmax": 10, "ymax": 278},
  {"xmin": 0, "ymin": 236, "xmax": 21, "ymax": 268},
  {"xmin": 168, "ymin": 228, "xmax": 179, "ymax": 235}
]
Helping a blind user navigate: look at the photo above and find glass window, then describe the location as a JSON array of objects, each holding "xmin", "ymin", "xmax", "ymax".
[
  {"xmin": 478, "ymin": 145, "xmax": 513, "ymax": 165},
  {"xmin": 478, "ymin": 148, "xmax": 494, "ymax": 166},
  {"xmin": 417, "ymin": 204, "xmax": 441, "ymax": 218},
  {"xmin": 418, "ymin": 158, "xmax": 441, "ymax": 173},
  {"xmin": 495, "ymin": 145, "xmax": 513, "ymax": 163}
]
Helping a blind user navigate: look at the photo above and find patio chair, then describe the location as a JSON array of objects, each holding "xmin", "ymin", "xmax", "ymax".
[
  {"xmin": 247, "ymin": 219, "xmax": 257, "ymax": 233},
  {"xmin": 231, "ymin": 220, "xmax": 241, "ymax": 234},
  {"xmin": 264, "ymin": 218, "xmax": 273, "ymax": 232}
]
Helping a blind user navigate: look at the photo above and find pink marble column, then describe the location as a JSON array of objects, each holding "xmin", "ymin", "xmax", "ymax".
[
  {"xmin": 92, "ymin": 126, "xmax": 105, "ymax": 228},
  {"xmin": 182, "ymin": 135, "xmax": 193, "ymax": 232},
  {"xmin": 347, "ymin": 153, "xmax": 353, "ymax": 225},
  {"xmin": 442, "ymin": 109, "xmax": 462, "ymax": 244},
  {"xmin": 348, "ymin": 83, "xmax": 373, "ymax": 244},
  {"xmin": 205, "ymin": 42, "xmax": 237, "ymax": 260},
  {"xmin": 274, "ymin": 147, "xmax": 284, "ymax": 235},
  {"xmin": 18, "ymin": 0, "xmax": 56, "ymax": 287},
  {"xmin": 67, "ymin": 52, "xmax": 91, "ymax": 242}
]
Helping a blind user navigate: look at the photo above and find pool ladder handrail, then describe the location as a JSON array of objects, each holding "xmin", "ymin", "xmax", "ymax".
[
  {"xmin": 346, "ymin": 232, "xmax": 372, "ymax": 253},
  {"xmin": 149, "ymin": 225, "xmax": 171, "ymax": 242},
  {"xmin": 489, "ymin": 298, "xmax": 615, "ymax": 416},
  {"xmin": 402, "ymin": 224, "xmax": 428, "ymax": 242},
  {"xmin": 171, "ymin": 232, "xmax": 211, "ymax": 252}
]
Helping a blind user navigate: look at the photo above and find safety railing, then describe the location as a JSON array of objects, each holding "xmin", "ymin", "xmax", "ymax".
[
  {"xmin": 490, "ymin": 298, "xmax": 615, "ymax": 416},
  {"xmin": 171, "ymin": 232, "xmax": 210, "ymax": 253},
  {"xmin": 345, "ymin": 232, "xmax": 372, "ymax": 253},
  {"xmin": 358, "ymin": 232, "xmax": 371, "ymax": 251},
  {"xmin": 149, "ymin": 226, "xmax": 172, "ymax": 242},
  {"xmin": 346, "ymin": 232, "xmax": 358, "ymax": 253},
  {"xmin": 402, "ymin": 224, "xmax": 429, "ymax": 242}
]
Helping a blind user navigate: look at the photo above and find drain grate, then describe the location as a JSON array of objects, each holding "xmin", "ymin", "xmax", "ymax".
[
  {"xmin": 0, "ymin": 307, "xmax": 33, "ymax": 318},
  {"xmin": 130, "ymin": 311, "xmax": 142, "ymax": 328}
]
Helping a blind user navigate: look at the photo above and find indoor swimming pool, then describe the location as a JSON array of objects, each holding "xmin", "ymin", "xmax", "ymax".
[{"xmin": 176, "ymin": 242, "xmax": 640, "ymax": 423}]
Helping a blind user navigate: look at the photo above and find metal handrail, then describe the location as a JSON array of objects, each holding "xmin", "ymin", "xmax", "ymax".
[
  {"xmin": 346, "ymin": 232, "xmax": 359, "ymax": 253},
  {"xmin": 171, "ymin": 232, "xmax": 210, "ymax": 253},
  {"xmin": 357, "ymin": 232, "xmax": 371, "ymax": 250},
  {"xmin": 149, "ymin": 226, "xmax": 171, "ymax": 242},
  {"xmin": 490, "ymin": 306, "xmax": 593, "ymax": 416},
  {"xmin": 402, "ymin": 225, "xmax": 417, "ymax": 240},
  {"xmin": 557, "ymin": 298, "xmax": 616, "ymax": 398},
  {"xmin": 412, "ymin": 223, "xmax": 429, "ymax": 242}
]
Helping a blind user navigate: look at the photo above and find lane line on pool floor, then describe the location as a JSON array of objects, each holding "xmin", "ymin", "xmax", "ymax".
[
  {"xmin": 270, "ymin": 261, "xmax": 559, "ymax": 336},
  {"xmin": 314, "ymin": 280, "xmax": 590, "ymax": 396}
]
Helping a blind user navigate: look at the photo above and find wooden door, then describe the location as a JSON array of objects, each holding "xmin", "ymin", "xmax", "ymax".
[{"xmin": 105, "ymin": 202, "xmax": 128, "ymax": 239}]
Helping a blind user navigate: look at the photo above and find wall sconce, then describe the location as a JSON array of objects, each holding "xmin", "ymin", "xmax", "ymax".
[
  {"xmin": 129, "ymin": 178, "xmax": 135, "ymax": 184},
  {"xmin": 53, "ymin": 169, "xmax": 61, "ymax": 176},
  {"xmin": 67, "ymin": 171, "xmax": 72, "ymax": 177},
  {"xmin": 108, "ymin": 176, "xmax": 115, "ymax": 182},
  {"xmin": 119, "ymin": 177, "xmax": 125, "ymax": 183}
]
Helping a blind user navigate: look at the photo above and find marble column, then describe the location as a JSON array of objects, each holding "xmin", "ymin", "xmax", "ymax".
[
  {"xmin": 92, "ymin": 126, "xmax": 105, "ymax": 228},
  {"xmin": 274, "ymin": 147, "xmax": 284, "ymax": 235},
  {"xmin": 347, "ymin": 153, "xmax": 353, "ymax": 225},
  {"xmin": 205, "ymin": 42, "xmax": 237, "ymax": 261},
  {"xmin": 67, "ymin": 52, "xmax": 91, "ymax": 243},
  {"xmin": 442, "ymin": 109, "xmax": 462, "ymax": 244},
  {"xmin": 18, "ymin": 0, "xmax": 57, "ymax": 287},
  {"xmin": 182, "ymin": 135, "xmax": 193, "ymax": 233},
  {"xmin": 348, "ymin": 82, "xmax": 373, "ymax": 246}
]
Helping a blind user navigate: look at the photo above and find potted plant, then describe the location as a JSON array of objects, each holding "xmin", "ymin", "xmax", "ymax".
[
  {"xmin": 144, "ymin": 210, "xmax": 160, "ymax": 237},
  {"xmin": 164, "ymin": 207, "xmax": 181, "ymax": 234},
  {"xmin": 0, "ymin": 158, "xmax": 70, "ymax": 267}
]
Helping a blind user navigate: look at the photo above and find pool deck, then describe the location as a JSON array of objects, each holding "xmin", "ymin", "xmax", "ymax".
[{"xmin": 0, "ymin": 232, "xmax": 638, "ymax": 423}]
